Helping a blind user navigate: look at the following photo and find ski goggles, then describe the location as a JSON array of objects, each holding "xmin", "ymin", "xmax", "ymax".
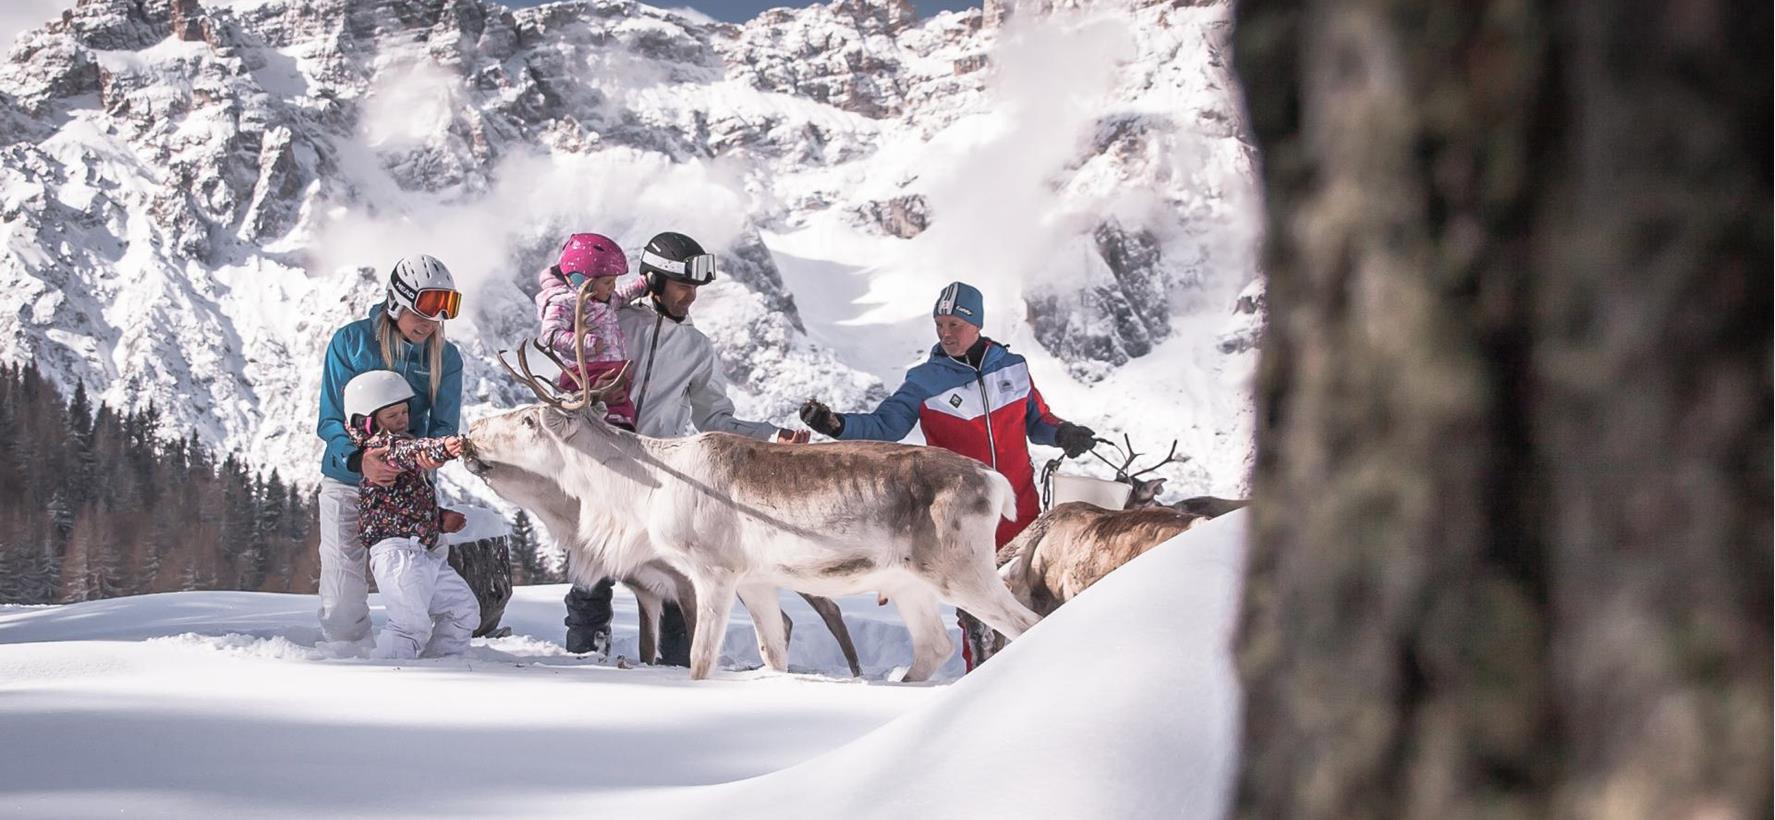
[
  {"xmin": 641, "ymin": 249, "xmax": 717, "ymax": 285},
  {"xmin": 410, "ymin": 288, "xmax": 462, "ymax": 320}
]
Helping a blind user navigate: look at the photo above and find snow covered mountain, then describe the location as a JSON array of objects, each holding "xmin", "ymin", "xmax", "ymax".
[{"xmin": 0, "ymin": 0, "xmax": 1261, "ymax": 508}]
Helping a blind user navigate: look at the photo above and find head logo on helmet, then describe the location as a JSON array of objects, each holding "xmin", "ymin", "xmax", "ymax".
[
  {"xmin": 386, "ymin": 254, "xmax": 461, "ymax": 320},
  {"xmin": 638, "ymin": 231, "xmax": 717, "ymax": 294}
]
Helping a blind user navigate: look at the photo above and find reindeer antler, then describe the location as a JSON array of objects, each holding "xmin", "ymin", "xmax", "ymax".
[
  {"xmin": 1127, "ymin": 439, "xmax": 1188, "ymax": 478},
  {"xmin": 1083, "ymin": 435, "xmax": 1191, "ymax": 483},
  {"xmin": 498, "ymin": 344, "xmax": 578, "ymax": 408},
  {"xmin": 1084, "ymin": 433, "xmax": 1140, "ymax": 480}
]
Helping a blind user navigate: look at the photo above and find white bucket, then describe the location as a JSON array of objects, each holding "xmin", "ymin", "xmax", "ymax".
[{"xmin": 1049, "ymin": 472, "xmax": 1132, "ymax": 510}]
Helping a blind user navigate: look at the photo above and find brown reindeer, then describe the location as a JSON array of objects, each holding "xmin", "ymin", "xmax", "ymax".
[
  {"xmin": 958, "ymin": 502, "xmax": 1206, "ymax": 665},
  {"xmin": 959, "ymin": 436, "xmax": 1249, "ymax": 666}
]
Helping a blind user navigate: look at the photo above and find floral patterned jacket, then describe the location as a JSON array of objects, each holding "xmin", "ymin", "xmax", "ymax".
[{"xmin": 346, "ymin": 427, "xmax": 456, "ymax": 549}]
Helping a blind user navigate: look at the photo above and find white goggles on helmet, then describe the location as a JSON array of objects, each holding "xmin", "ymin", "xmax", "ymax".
[{"xmin": 641, "ymin": 249, "xmax": 717, "ymax": 285}]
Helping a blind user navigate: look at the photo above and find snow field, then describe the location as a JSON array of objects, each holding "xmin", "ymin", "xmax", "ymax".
[{"xmin": 0, "ymin": 513, "xmax": 1249, "ymax": 819}]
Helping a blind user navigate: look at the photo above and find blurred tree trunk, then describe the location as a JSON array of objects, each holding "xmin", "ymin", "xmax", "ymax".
[
  {"xmin": 448, "ymin": 536, "xmax": 513, "ymax": 638},
  {"xmin": 1231, "ymin": 1, "xmax": 1770, "ymax": 818}
]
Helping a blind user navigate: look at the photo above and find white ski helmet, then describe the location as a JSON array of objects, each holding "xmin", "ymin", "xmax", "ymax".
[
  {"xmin": 344, "ymin": 370, "xmax": 416, "ymax": 424},
  {"xmin": 385, "ymin": 254, "xmax": 460, "ymax": 320}
]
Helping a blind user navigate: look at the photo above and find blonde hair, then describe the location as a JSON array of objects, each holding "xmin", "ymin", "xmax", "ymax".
[{"xmin": 376, "ymin": 311, "xmax": 446, "ymax": 401}]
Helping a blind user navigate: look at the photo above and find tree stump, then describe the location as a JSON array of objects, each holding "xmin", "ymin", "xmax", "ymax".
[
  {"xmin": 446, "ymin": 536, "xmax": 512, "ymax": 638},
  {"xmin": 442, "ymin": 506, "xmax": 514, "ymax": 638}
]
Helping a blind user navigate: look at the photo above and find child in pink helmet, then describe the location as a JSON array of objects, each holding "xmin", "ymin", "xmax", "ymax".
[{"xmin": 535, "ymin": 233, "xmax": 647, "ymax": 427}]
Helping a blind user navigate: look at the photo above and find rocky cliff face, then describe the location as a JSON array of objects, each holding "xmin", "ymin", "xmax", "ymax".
[{"xmin": 0, "ymin": 0, "xmax": 1260, "ymax": 501}]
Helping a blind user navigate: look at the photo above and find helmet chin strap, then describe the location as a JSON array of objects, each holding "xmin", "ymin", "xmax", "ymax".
[{"xmin": 650, "ymin": 292, "xmax": 687, "ymax": 322}]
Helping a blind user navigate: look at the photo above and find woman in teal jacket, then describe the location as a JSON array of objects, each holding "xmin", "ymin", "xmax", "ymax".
[{"xmin": 314, "ymin": 254, "xmax": 464, "ymax": 644}]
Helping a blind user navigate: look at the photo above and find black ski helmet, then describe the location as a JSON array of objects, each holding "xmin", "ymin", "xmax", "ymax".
[{"xmin": 638, "ymin": 231, "xmax": 717, "ymax": 294}]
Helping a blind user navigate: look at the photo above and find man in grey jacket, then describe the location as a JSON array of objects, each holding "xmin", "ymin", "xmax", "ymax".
[{"xmin": 563, "ymin": 231, "xmax": 803, "ymax": 661}]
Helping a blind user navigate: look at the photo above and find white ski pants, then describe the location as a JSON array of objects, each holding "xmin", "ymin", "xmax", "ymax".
[
  {"xmin": 316, "ymin": 477, "xmax": 371, "ymax": 643},
  {"xmin": 369, "ymin": 538, "xmax": 480, "ymax": 660}
]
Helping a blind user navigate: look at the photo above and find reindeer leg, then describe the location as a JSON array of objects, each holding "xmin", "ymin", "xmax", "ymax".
[
  {"xmin": 666, "ymin": 570, "xmax": 698, "ymax": 666},
  {"xmin": 688, "ymin": 574, "xmax": 737, "ymax": 680},
  {"xmin": 890, "ymin": 585, "xmax": 951, "ymax": 683},
  {"xmin": 934, "ymin": 517, "xmax": 1044, "ymax": 645},
  {"xmin": 737, "ymin": 583, "xmax": 790, "ymax": 673},
  {"xmin": 630, "ymin": 581, "xmax": 662, "ymax": 665},
  {"xmin": 945, "ymin": 563, "xmax": 1042, "ymax": 644},
  {"xmin": 798, "ymin": 592, "xmax": 862, "ymax": 678}
]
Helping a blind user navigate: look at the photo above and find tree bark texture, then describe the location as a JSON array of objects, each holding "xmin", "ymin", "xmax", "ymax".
[
  {"xmin": 447, "ymin": 536, "xmax": 513, "ymax": 638},
  {"xmin": 1232, "ymin": 1, "xmax": 1770, "ymax": 818}
]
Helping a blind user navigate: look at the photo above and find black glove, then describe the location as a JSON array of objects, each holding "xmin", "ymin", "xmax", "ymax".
[
  {"xmin": 1055, "ymin": 422, "xmax": 1097, "ymax": 458},
  {"xmin": 799, "ymin": 400, "xmax": 844, "ymax": 437}
]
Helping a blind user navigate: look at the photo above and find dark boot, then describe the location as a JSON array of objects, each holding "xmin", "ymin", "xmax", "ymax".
[
  {"xmin": 658, "ymin": 601, "xmax": 691, "ymax": 667},
  {"xmin": 564, "ymin": 578, "xmax": 614, "ymax": 654}
]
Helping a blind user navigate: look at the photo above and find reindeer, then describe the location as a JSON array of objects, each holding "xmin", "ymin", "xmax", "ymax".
[
  {"xmin": 470, "ymin": 454, "xmax": 862, "ymax": 675},
  {"xmin": 960, "ymin": 437, "xmax": 1246, "ymax": 664},
  {"xmin": 1171, "ymin": 496, "xmax": 1250, "ymax": 518},
  {"xmin": 1059, "ymin": 434, "xmax": 1252, "ymax": 515},
  {"xmin": 461, "ymin": 284, "xmax": 1040, "ymax": 681}
]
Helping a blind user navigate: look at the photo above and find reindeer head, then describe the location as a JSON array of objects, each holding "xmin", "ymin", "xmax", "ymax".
[
  {"xmin": 1127, "ymin": 476, "xmax": 1168, "ymax": 508},
  {"xmin": 464, "ymin": 405, "xmax": 582, "ymax": 482},
  {"xmin": 1087, "ymin": 434, "xmax": 1189, "ymax": 509}
]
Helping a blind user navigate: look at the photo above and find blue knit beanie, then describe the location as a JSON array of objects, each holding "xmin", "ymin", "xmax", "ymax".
[{"xmin": 932, "ymin": 281, "xmax": 984, "ymax": 328}]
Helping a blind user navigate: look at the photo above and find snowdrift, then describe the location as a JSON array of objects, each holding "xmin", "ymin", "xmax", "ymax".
[
  {"xmin": 676, "ymin": 509, "xmax": 1250, "ymax": 820},
  {"xmin": 0, "ymin": 513, "xmax": 1246, "ymax": 819}
]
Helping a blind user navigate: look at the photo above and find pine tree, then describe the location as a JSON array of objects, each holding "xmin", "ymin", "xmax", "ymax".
[
  {"xmin": 285, "ymin": 484, "xmax": 306, "ymax": 540},
  {"xmin": 65, "ymin": 381, "xmax": 91, "ymax": 435},
  {"xmin": 18, "ymin": 539, "xmax": 56, "ymax": 604},
  {"xmin": 46, "ymin": 487, "xmax": 75, "ymax": 542},
  {"xmin": 63, "ymin": 383, "xmax": 96, "ymax": 506},
  {"xmin": 178, "ymin": 550, "xmax": 204, "ymax": 592},
  {"xmin": 137, "ymin": 531, "xmax": 163, "ymax": 595},
  {"xmin": 229, "ymin": 467, "xmax": 267, "ymax": 591},
  {"xmin": 0, "ymin": 540, "xmax": 18, "ymax": 603},
  {"xmin": 258, "ymin": 471, "xmax": 288, "ymax": 591},
  {"xmin": 57, "ymin": 511, "xmax": 96, "ymax": 603},
  {"xmin": 184, "ymin": 431, "xmax": 208, "ymax": 481},
  {"xmin": 92, "ymin": 535, "xmax": 126, "ymax": 600},
  {"xmin": 0, "ymin": 380, "xmax": 20, "ymax": 501},
  {"xmin": 509, "ymin": 510, "xmax": 540, "ymax": 585}
]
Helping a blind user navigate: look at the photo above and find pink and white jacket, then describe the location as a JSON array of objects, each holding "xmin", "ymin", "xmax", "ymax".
[{"xmin": 534, "ymin": 268, "xmax": 649, "ymax": 365}]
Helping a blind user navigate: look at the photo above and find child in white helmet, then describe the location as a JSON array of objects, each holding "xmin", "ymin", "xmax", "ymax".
[{"xmin": 342, "ymin": 369, "xmax": 480, "ymax": 660}]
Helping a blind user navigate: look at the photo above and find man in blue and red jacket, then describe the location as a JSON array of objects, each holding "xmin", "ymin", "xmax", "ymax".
[{"xmin": 799, "ymin": 281, "xmax": 1097, "ymax": 549}]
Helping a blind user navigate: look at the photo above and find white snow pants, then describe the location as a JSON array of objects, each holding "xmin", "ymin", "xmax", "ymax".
[
  {"xmin": 316, "ymin": 477, "xmax": 371, "ymax": 643},
  {"xmin": 369, "ymin": 538, "xmax": 480, "ymax": 660}
]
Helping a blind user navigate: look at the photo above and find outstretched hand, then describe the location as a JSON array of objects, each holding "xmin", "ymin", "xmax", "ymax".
[
  {"xmin": 798, "ymin": 400, "xmax": 843, "ymax": 438},
  {"xmin": 442, "ymin": 436, "xmax": 465, "ymax": 458}
]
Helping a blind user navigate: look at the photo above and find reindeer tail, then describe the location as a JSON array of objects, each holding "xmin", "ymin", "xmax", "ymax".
[{"xmin": 982, "ymin": 468, "xmax": 1018, "ymax": 523}]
